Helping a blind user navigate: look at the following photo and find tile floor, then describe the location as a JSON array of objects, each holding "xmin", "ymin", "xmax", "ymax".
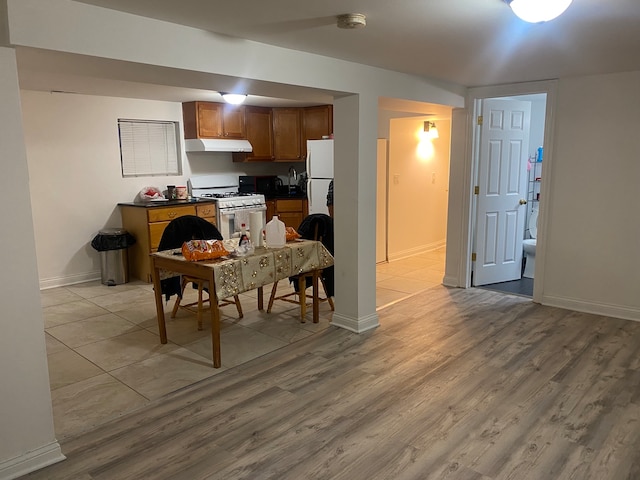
[{"xmin": 42, "ymin": 247, "xmax": 446, "ymax": 440}]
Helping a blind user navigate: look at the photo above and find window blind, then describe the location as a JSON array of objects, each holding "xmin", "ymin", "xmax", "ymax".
[{"xmin": 118, "ymin": 119, "xmax": 181, "ymax": 177}]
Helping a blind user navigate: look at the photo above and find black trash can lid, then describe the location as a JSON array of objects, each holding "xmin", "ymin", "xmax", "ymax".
[
  {"xmin": 98, "ymin": 228, "xmax": 128, "ymax": 236},
  {"xmin": 91, "ymin": 229, "xmax": 136, "ymax": 251}
]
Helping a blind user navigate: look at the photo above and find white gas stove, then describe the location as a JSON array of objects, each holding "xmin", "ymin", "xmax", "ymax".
[{"xmin": 189, "ymin": 174, "xmax": 266, "ymax": 238}]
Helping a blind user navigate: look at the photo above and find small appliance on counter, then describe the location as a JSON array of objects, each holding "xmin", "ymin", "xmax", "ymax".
[{"xmin": 239, "ymin": 175, "xmax": 280, "ymax": 196}]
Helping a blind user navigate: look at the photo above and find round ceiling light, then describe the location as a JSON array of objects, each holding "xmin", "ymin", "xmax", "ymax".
[
  {"xmin": 337, "ymin": 13, "xmax": 366, "ymax": 29},
  {"xmin": 220, "ymin": 93, "xmax": 247, "ymax": 105},
  {"xmin": 506, "ymin": 0, "xmax": 573, "ymax": 23}
]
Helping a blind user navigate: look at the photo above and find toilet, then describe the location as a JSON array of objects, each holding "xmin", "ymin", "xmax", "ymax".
[{"xmin": 522, "ymin": 207, "xmax": 538, "ymax": 278}]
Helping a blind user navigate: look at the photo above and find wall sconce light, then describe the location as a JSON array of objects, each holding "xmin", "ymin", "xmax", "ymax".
[
  {"xmin": 505, "ymin": 0, "xmax": 572, "ymax": 23},
  {"xmin": 424, "ymin": 121, "xmax": 439, "ymax": 139},
  {"xmin": 220, "ymin": 93, "xmax": 247, "ymax": 105}
]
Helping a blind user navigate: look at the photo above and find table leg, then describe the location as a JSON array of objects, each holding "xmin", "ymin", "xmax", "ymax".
[
  {"xmin": 257, "ymin": 286, "xmax": 264, "ymax": 311},
  {"xmin": 151, "ymin": 259, "xmax": 167, "ymax": 344},
  {"xmin": 299, "ymin": 276, "xmax": 307, "ymax": 322},
  {"xmin": 209, "ymin": 270, "xmax": 222, "ymax": 368},
  {"xmin": 312, "ymin": 269, "xmax": 320, "ymax": 324}
]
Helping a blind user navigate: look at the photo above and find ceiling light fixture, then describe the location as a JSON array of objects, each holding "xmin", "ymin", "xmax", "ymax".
[
  {"xmin": 220, "ymin": 93, "xmax": 247, "ymax": 105},
  {"xmin": 424, "ymin": 121, "xmax": 439, "ymax": 139},
  {"xmin": 505, "ymin": 0, "xmax": 573, "ymax": 23},
  {"xmin": 337, "ymin": 13, "xmax": 366, "ymax": 29}
]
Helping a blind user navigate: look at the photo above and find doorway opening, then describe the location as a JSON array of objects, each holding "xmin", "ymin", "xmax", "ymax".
[
  {"xmin": 470, "ymin": 92, "xmax": 548, "ymax": 298},
  {"xmin": 376, "ymin": 100, "xmax": 453, "ymax": 309}
]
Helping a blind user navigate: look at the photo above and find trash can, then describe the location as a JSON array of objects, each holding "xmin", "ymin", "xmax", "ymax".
[{"xmin": 91, "ymin": 228, "xmax": 136, "ymax": 286}]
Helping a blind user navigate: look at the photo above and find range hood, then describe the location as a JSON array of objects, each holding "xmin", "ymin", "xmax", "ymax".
[{"xmin": 184, "ymin": 138, "xmax": 253, "ymax": 153}]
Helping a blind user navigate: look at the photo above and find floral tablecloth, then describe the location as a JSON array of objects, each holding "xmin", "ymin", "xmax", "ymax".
[{"xmin": 154, "ymin": 239, "xmax": 334, "ymax": 300}]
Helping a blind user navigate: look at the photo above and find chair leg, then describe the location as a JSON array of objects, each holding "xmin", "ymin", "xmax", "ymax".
[
  {"xmin": 171, "ymin": 277, "xmax": 188, "ymax": 318},
  {"xmin": 298, "ymin": 276, "xmax": 306, "ymax": 322},
  {"xmin": 320, "ymin": 277, "xmax": 335, "ymax": 311},
  {"xmin": 197, "ymin": 282, "xmax": 205, "ymax": 330},
  {"xmin": 233, "ymin": 295, "xmax": 243, "ymax": 318},
  {"xmin": 267, "ymin": 281, "xmax": 279, "ymax": 313}
]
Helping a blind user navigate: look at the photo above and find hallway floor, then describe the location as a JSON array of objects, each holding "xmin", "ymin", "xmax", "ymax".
[
  {"xmin": 41, "ymin": 247, "xmax": 446, "ymax": 440},
  {"xmin": 478, "ymin": 277, "xmax": 534, "ymax": 297}
]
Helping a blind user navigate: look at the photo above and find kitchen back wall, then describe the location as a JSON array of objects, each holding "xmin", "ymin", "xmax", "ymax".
[{"xmin": 21, "ymin": 90, "xmax": 301, "ymax": 288}]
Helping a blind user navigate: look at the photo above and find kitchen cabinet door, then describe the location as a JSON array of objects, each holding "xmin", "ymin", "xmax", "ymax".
[
  {"xmin": 303, "ymin": 105, "xmax": 333, "ymax": 142},
  {"xmin": 275, "ymin": 198, "xmax": 305, "ymax": 229},
  {"xmin": 183, "ymin": 101, "xmax": 246, "ymax": 139},
  {"xmin": 182, "ymin": 101, "xmax": 223, "ymax": 138},
  {"xmin": 233, "ymin": 106, "xmax": 274, "ymax": 162},
  {"xmin": 273, "ymin": 108, "xmax": 303, "ymax": 161},
  {"xmin": 302, "ymin": 105, "xmax": 333, "ymax": 159},
  {"xmin": 266, "ymin": 200, "xmax": 276, "ymax": 222},
  {"xmin": 222, "ymin": 104, "xmax": 246, "ymax": 138}
]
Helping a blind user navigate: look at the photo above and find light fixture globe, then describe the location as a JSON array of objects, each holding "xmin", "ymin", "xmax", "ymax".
[
  {"xmin": 506, "ymin": 0, "xmax": 573, "ymax": 23},
  {"xmin": 220, "ymin": 93, "xmax": 247, "ymax": 105}
]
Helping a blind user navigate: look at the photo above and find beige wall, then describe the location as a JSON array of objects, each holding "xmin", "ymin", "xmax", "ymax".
[
  {"xmin": 0, "ymin": 47, "xmax": 63, "ymax": 479},
  {"xmin": 541, "ymin": 71, "xmax": 640, "ymax": 318},
  {"xmin": 22, "ymin": 92, "xmax": 186, "ymax": 287},
  {"xmin": 21, "ymin": 91, "xmax": 306, "ymax": 288},
  {"xmin": 387, "ymin": 117, "xmax": 450, "ymax": 260}
]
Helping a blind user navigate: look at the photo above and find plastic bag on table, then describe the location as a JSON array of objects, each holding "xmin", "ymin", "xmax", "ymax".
[{"xmin": 138, "ymin": 186, "xmax": 163, "ymax": 202}]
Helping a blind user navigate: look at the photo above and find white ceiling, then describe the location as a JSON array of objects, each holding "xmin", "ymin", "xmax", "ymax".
[
  {"xmin": 73, "ymin": 0, "xmax": 640, "ymax": 86},
  {"xmin": 15, "ymin": 0, "xmax": 640, "ymax": 112}
]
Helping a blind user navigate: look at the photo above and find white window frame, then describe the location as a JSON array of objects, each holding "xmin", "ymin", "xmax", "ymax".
[{"xmin": 118, "ymin": 119, "xmax": 182, "ymax": 177}]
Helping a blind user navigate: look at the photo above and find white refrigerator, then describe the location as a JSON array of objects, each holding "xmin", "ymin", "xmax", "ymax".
[{"xmin": 306, "ymin": 139, "xmax": 334, "ymax": 215}]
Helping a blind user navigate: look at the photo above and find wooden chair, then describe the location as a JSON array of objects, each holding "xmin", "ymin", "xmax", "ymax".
[
  {"xmin": 171, "ymin": 275, "xmax": 242, "ymax": 330},
  {"xmin": 267, "ymin": 214, "xmax": 335, "ymax": 322},
  {"xmin": 158, "ymin": 215, "xmax": 243, "ymax": 329}
]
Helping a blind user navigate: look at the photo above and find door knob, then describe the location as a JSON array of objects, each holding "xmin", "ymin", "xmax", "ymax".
[{"xmin": 519, "ymin": 199, "xmax": 527, "ymax": 205}]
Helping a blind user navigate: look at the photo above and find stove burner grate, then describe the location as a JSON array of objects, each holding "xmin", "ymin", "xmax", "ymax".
[{"xmin": 197, "ymin": 192, "xmax": 256, "ymax": 199}]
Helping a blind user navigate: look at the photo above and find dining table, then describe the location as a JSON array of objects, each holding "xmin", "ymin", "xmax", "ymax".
[{"xmin": 150, "ymin": 239, "xmax": 334, "ymax": 367}]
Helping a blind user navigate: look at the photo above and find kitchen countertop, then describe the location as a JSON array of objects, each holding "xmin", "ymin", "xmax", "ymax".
[
  {"xmin": 118, "ymin": 194, "xmax": 307, "ymax": 207},
  {"xmin": 265, "ymin": 193, "xmax": 307, "ymax": 200},
  {"xmin": 118, "ymin": 198, "xmax": 216, "ymax": 208}
]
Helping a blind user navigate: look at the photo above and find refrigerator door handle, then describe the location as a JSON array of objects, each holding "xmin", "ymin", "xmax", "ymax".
[{"xmin": 307, "ymin": 178, "xmax": 313, "ymax": 210}]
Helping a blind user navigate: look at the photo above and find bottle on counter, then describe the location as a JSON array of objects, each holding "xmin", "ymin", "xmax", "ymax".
[
  {"xmin": 265, "ymin": 215, "xmax": 286, "ymax": 248},
  {"xmin": 238, "ymin": 223, "xmax": 250, "ymax": 247},
  {"xmin": 236, "ymin": 223, "xmax": 254, "ymax": 256}
]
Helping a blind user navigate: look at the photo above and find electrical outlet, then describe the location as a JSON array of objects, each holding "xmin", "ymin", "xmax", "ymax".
[
  {"xmin": 393, "ymin": 174, "xmax": 400, "ymax": 184},
  {"xmin": 432, "ymin": 172, "xmax": 436, "ymax": 184}
]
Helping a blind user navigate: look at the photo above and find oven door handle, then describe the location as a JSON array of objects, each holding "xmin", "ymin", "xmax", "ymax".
[{"xmin": 220, "ymin": 205, "xmax": 267, "ymax": 215}]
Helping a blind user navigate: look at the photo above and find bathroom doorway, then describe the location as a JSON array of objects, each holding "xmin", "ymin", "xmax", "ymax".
[{"xmin": 471, "ymin": 92, "xmax": 547, "ymax": 298}]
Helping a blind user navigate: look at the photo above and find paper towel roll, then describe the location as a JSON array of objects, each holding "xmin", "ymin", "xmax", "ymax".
[{"xmin": 250, "ymin": 211, "xmax": 264, "ymax": 247}]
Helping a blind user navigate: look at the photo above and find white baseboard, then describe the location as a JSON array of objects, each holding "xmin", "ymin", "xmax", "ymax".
[
  {"xmin": 0, "ymin": 441, "xmax": 65, "ymax": 480},
  {"xmin": 40, "ymin": 271, "xmax": 101, "ymax": 290},
  {"xmin": 542, "ymin": 294, "xmax": 640, "ymax": 323},
  {"xmin": 331, "ymin": 311, "xmax": 380, "ymax": 333},
  {"xmin": 387, "ymin": 240, "xmax": 446, "ymax": 263},
  {"xmin": 442, "ymin": 274, "xmax": 461, "ymax": 288}
]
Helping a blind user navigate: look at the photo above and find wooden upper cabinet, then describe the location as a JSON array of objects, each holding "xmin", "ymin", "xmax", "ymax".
[
  {"xmin": 303, "ymin": 105, "xmax": 333, "ymax": 142},
  {"xmin": 233, "ymin": 106, "xmax": 274, "ymax": 162},
  {"xmin": 302, "ymin": 105, "xmax": 333, "ymax": 159},
  {"xmin": 186, "ymin": 102, "xmax": 333, "ymax": 162},
  {"xmin": 182, "ymin": 101, "xmax": 245, "ymax": 139},
  {"xmin": 273, "ymin": 108, "xmax": 303, "ymax": 162},
  {"xmin": 222, "ymin": 104, "xmax": 246, "ymax": 138}
]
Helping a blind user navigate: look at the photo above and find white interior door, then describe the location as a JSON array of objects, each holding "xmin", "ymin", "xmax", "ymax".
[
  {"xmin": 474, "ymin": 98, "xmax": 531, "ymax": 286},
  {"xmin": 376, "ymin": 139, "xmax": 388, "ymax": 263}
]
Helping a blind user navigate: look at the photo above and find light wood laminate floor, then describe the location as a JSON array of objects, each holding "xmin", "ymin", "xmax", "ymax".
[
  {"xmin": 39, "ymin": 248, "xmax": 445, "ymax": 441},
  {"xmin": 28, "ymin": 257, "xmax": 640, "ymax": 479}
]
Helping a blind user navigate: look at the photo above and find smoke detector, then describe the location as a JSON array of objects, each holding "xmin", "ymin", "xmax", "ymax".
[{"xmin": 337, "ymin": 13, "xmax": 366, "ymax": 29}]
